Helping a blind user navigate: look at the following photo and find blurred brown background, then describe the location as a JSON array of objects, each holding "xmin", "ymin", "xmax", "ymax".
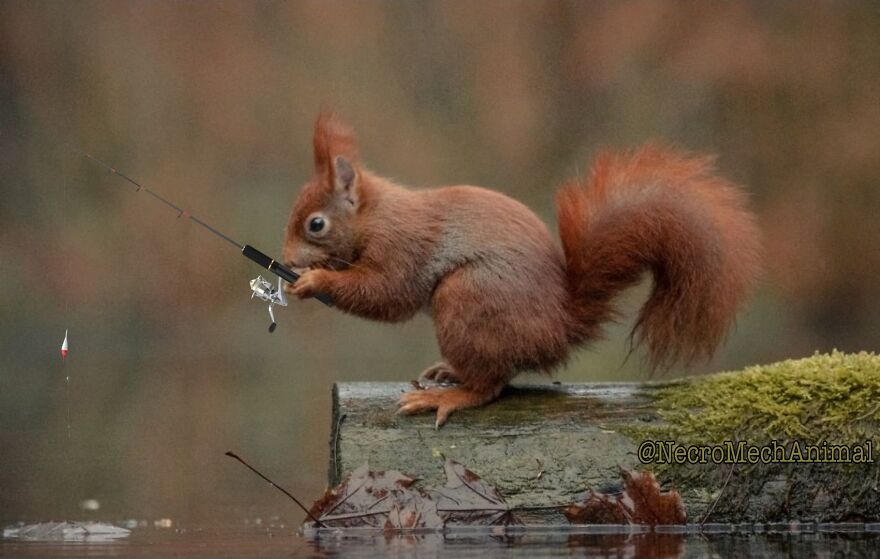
[{"xmin": 1, "ymin": 1, "xmax": 878, "ymax": 526}]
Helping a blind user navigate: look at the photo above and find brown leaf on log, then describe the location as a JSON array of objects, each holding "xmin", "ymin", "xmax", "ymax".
[
  {"xmin": 564, "ymin": 469, "xmax": 686, "ymax": 526},
  {"xmin": 307, "ymin": 460, "xmax": 519, "ymax": 530},
  {"xmin": 620, "ymin": 469, "xmax": 687, "ymax": 525},
  {"xmin": 309, "ymin": 463, "xmax": 440, "ymax": 529},
  {"xmin": 384, "ymin": 492, "xmax": 444, "ymax": 532},
  {"xmin": 429, "ymin": 459, "xmax": 521, "ymax": 526},
  {"xmin": 564, "ymin": 490, "xmax": 629, "ymax": 524}
]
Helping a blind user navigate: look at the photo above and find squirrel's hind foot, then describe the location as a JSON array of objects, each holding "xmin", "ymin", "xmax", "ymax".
[
  {"xmin": 397, "ymin": 386, "xmax": 497, "ymax": 429},
  {"xmin": 418, "ymin": 362, "xmax": 462, "ymax": 385}
]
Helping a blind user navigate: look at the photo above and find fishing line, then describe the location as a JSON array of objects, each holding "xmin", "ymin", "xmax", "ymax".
[
  {"xmin": 61, "ymin": 142, "xmax": 333, "ymax": 332},
  {"xmin": 63, "ymin": 171, "xmax": 71, "ymax": 441},
  {"xmin": 65, "ymin": 144, "xmax": 244, "ymax": 250}
]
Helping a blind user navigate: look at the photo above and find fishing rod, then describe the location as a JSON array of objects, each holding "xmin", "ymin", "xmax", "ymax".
[{"xmin": 66, "ymin": 144, "xmax": 333, "ymax": 332}]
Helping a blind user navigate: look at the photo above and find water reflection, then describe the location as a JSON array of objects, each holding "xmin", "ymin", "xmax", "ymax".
[
  {"xmin": 567, "ymin": 532, "xmax": 684, "ymax": 558},
  {"xmin": 306, "ymin": 526, "xmax": 880, "ymax": 558},
  {"xmin": 4, "ymin": 523, "xmax": 880, "ymax": 558},
  {"xmin": 3, "ymin": 522, "xmax": 130, "ymax": 542}
]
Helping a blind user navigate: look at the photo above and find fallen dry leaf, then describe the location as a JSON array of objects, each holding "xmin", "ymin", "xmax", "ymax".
[
  {"xmin": 309, "ymin": 464, "xmax": 438, "ymax": 529},
  {"xmin": 307, "ymin": 460, "xmax": 519, "ymax": 530},
  {"xmin": 619, "ymin": 469, "xmax": 687, "ymax": 525},
  {"xmin": 564, "ymin": 469, "xmax": 686, "ymax": 526},
  {"xmin": 384, "ymin": 491, "xmax": 444, "ymax": 532},
  {"xmin": 564, "ymin": 490, "xmax": 629, "ymax": 524},
  {"xmin": 430, "ymin": 459, "xmax": 520, "ymax": 526}
]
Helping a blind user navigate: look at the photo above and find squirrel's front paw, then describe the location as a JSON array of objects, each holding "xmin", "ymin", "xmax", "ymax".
[{"xmin": 290, "ymin": 269, "xmax": 330, "ymax": 300}]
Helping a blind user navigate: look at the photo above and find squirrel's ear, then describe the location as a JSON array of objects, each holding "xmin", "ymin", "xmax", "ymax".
[
  {"xmin": 333, "ymin": 155, "xmax": 358, "ymax": 207},
  {"xmin": 313, "ymin": 110, "xmax": 358, "ymax": 178}
]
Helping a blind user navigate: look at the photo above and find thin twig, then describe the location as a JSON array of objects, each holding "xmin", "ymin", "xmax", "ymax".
[
  {"xmin": 318, "ymin": 509, "xmax": 392, "ymax": 523},
  {"xmin": 320, "ymin": 477, "xmax": 369, "ymax": 518},
  {"xmin": 511, "ymin": 504, "xmax": 571, "ymax": 512},
  {"xmin": 700, "ymin": 463, "xmax": 735, "ymax": 526},
  {"xmin": 312, "ymin": 504, "xmax": 522, "ymax": 524},
  {"xmin": 225, "ymin": 451, "xmax": 326, "ymax": 527}
]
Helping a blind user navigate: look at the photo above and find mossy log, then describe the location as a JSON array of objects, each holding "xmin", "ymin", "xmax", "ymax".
[{"xmin": 330, "ymin": 352, "xmax": 880, "ymax": 524}]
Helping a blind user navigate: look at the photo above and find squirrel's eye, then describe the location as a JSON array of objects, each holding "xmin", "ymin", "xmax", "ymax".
[
  {"xmin": 309, "ymin": 217, "xmax": 325, "ymax": 232},
  {"xmin": 306, "ymin": 215, "xmax": 328, "ymax": 236}
]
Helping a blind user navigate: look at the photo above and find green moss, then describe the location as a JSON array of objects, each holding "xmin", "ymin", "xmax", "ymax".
[
  {"xmin": 626, "ymin": 351, "xmax": 880, "ymax": 522},
  {"xmin": 640, "ymin": 350, "xmax": 880, "ymax": 446}
]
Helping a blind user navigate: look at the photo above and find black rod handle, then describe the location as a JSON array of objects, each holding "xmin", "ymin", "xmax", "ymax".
[{"xmin": 242, "ymin": 245, "xmax": 334, "ymax": 307}]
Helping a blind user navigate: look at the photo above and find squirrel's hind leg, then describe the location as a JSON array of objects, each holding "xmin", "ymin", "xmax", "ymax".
[
  {"xmin": 398, "ymin": 385, "xmax": 501, "ymax": 429},
  {"xmin": 419, "ymin": 362, "xmax": 462, "ymax": 384}
]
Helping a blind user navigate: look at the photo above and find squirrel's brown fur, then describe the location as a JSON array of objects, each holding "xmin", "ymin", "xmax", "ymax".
[{"xmin": 284, "ymin": 111, "xmax": 760, "ymax": 426}]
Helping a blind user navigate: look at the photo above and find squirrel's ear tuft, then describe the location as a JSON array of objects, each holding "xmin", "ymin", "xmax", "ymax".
[
  {"xmin": 333, "ymin": 156, "xmax": 358, "ymax": 207},
  {"xmin": 313, "ymin": 109, "xmax": 358, "ymax": 178}
]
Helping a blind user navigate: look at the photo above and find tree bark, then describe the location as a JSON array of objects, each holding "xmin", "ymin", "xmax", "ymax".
[
  {"xmin": 330, "ymin": 380, "xmax": 879, "ymax": 524},
  {"xmin": 331, "ymin": 382, "xmax": 679, "ymax": 524}
]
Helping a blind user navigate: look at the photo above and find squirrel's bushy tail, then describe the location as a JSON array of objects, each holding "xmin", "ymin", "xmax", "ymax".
[{"xmin": 556, "ymin": 145, "xmax": 760, "ymax": 369}]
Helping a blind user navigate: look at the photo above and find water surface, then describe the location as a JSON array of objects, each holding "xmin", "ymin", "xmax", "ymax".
[{"xmin": 4, "ymin": 522, "xmax": 880, "ymax": 558}]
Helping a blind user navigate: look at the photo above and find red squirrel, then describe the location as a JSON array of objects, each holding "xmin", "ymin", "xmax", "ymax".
[{"xmin": 283, "ymin": 111, "xmax": 760, "ymax": 427}]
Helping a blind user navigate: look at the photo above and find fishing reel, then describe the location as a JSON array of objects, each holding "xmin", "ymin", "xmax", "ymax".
[{"xmin": 249, "ymin": 275, "xmax": 288, "ymax": 333}]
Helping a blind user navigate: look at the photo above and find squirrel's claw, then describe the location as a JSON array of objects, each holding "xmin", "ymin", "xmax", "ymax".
[
  {"xmin": 397, "ymin": 385, "xmax": 497, "ymax": 428},
  {"xmin": 397, "ymin": 389, "xmax": 453, "ymax": 428},
  {"xmin": 418, "ymin": 362, "xmax": 462, "ymax": 385}
]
